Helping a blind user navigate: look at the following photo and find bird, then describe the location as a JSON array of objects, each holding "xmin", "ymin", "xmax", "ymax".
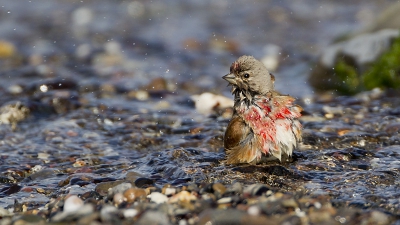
[{"xmin": 222, "ymin": 55, "xmax": 302, "ymax": 164}]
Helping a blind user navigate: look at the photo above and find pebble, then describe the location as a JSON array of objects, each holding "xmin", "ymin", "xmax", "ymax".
[
  {"xmin": 247, "ymin": 205, "xmax": 261, "ymax": 216},
  {"xmin": 367, "ymin": 210, "xmax": 390, "ymax": 224},
  {"xmin": 52, "ymin": 204, "xmax": 94, "ymax": 222},
  {"xmin": 145, "ymin": 77, "xmax": 168, "ymax": 91},
  {"xmin": 100, "ymin": 205, "xmax": 119, "ymax": 223},
  {"xmin": 148, "ymin": 192, "xmax": 168, "ymax": 204},
  {"xmin": 0, "ymin": 40, "xmax": 16, "ymax": 58},
  {"xmin": 129, "ymin": 90, "xmax": 149, "ymax": 101},
  {"xmin": 125, "ymin": 171, "xmax": 144, "ymax": 183},
  {"xmin": 9, "ymin": 214, "xmax": 45, "ymax": 224},
  {"xmin": 107, "ymin": 182, "xmax": 133, "ymax": 198},
  {"xmin": 244, "ymin": 184, "xmax": 270, "ymax": 196},
  {"xmin": 7, "ymin": 84, "xmax": 23, "ymax": 95},
  {"xmin": 197, "ymin": 208, "xmax": 274, "ymax": 225},
  {"xmin": 134, "ymin": 177, "xmax": 154, "ymax": 188},
  {"xmin": 169, "ymin": 191, "xmax": 197, "ymax": 204},
  {"xmin": 63, "ymin": 195, "xmax": 84, "ymax": 213},
  {"xmin": 123, "ymin": 208, "xmax": 139, "ymax": 218},
  {"xmin": 123, "ymin": 188, "xmax": 147, "ymax": 203},
  {"xmin": 323, "ymin": 105, "xmax": 344, "ymax": 116},
  {"xmin": 136, "ymin": 210, "xmax": 171, "ymax": 225},
  {"xmin": 217, "ymin": 197, "xmax": 232, "ymax": 204},
  {"xmin": 226, "ymin": 182, "xmax": 243, "ymax": 195},
  {"xmin": 0, "ymin": 207, "xmax": 12, "ymax": 217},
  {"xmin": 113, "ymin": 193, "xmax": 124, "ymax": 205},
  {"xmin": 164, "ymin": 187, "xmax": 177, "ymax": 196},
  {"xmin": 2, "ymin": 180, "xmax": 396, "ymax": 224},
  {"xmin": 0, "ymin": 101, "xmax": 30, "ymax": 128},
  {"xmin": 212, "ymin": 183, "xmax": 227, "ymax": 196},
  {"xmin": 191, "ymin": 92, "xmax": 233, "ymax": 115}
]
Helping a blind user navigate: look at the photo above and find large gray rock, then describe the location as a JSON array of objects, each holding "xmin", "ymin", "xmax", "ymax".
[
  {"xmin": 321, "ymin": 29, "xmax": 399, "ymax": 69},
  {"xmin": 310, "ymin": 29, "xmax": 399, "ymax": 93}
]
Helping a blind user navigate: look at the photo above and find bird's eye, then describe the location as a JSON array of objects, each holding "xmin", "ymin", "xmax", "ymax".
[{"xmin": 244, "ymin": 73, "xmax": 250, "ymax": 78}]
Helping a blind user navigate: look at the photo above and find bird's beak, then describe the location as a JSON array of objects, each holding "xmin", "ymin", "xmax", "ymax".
[{"xmin": 222, "ymin": 73, "xmax": 237, "ymax": 85}]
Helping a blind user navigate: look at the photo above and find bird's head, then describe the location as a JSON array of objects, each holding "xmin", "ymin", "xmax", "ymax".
[{"xmin": 223, "ymin": 55, "xmax": 275, "ymax": 102}]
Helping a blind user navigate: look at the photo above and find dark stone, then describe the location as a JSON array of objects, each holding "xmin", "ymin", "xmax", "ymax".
[
  {"xmin": 251, "ymin": 184, "xmax": 269, "ymax": 196},
  {"xmin": 0, "ymin": 176, "xmax": 15, "ymax": 184},
  {"xmin": 281, "ymin": 215, "xmax": 302, "ymax": 225},
  {"xmin": 263, "ymin": 165, "xmax": 292, "ymax": 176},
  {"xmin": 200, "ymin": 183, "xmax": 214, "ymax": 194},
  {"xmin": 81, "ymin": 191, "xmax": 102, "ymax": 201},
  {"xmin": 134, "ymin": 177, "xmax": 154, "ymax": 188},
  {"xmin": 26, "ymin": 169, "xmax": 55, "ymax": 181},
  {"xmin": 357, "ymin": 164, "xmax": 370, "ymax": 170},
  {"xmin": 0, "ymin": 184, "xmax": 22, "ymax": 197}
]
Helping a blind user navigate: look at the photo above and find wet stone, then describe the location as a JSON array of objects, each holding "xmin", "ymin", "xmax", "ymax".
[
  {"xmin": 281, "ymin": 215, "xmax": 302, "ymax": 225},
  {"xmin": 225, "ymin": 182, "xmax": 243, "ymax": 196},
  {"xmin": 100, "ymin": 205, "xmax": 120, "ymax": 223},
  {"xmin": 134, "ymin": 177, "xmax": 154, "ymax": 188},
  {"xmin": 212, "ymin": 183, "xmax": 227, "ymax": 197},
  {"xmin": 123, "ymin": 188, "xmax": 147, "ymax": 203},
  {"xmin": 0, "ymin": 101, "xmax": 30, "ymax": 128},
  {"xmin": 136, "ymin": 210, "xmax": 171, "ymax": 225},
  {"xmin": 10, "ymin": 214, "xmax": 45, "ymax": 224},
  {"xmin": 244, "ymin": 184, "xmax": 270, "ymax": 197},
  {"xmin": 94, "ymin": 180, "xmax": 128, "ymax": 196},
  {"xmin": 169, "ymin": 190, "xmax": 197, "ymax": 204},
  {"xmin": 163, "ymin": 187, "xmax": 177, "ymax": 196},
  {"xmin": 0, "ymin": 185, "xmax": 22, "ymax": 197},
  {"xmin": 107, "ymin": 182, "xmax": 133, "ymax": 198},
  {"xmin": 51, "ymin": 204, "xmax": 94, "ymax": 222},
  {"xmin": 125, "ymin": 171, "xmax": 144, "ymax": 183},
  {"xmin": 81, "ymin": 191, "xmax": 102, "ymax": 201},
  {"xmin": 70, "ymin": 177, "xmax": 91, "ymax": 186},
  {"xmin": 113, "ymin": 193, "xmax": 124, "ymax": 205},
  {"xmin": 123, "ymin": 208, "xmax": 139, "ymax": 219},
  {"xmin": 0, "ymin": 207, "xmax": 13, "ymax": 217},
  {"xmin": 63, "ymin": 195, "xmax": 84, "ymax": 213},
  {"xmin": 0, "ymin": 176, "xmax": 16, "ymax": 184},
  {"xmin": 148, "ymin": 192, "xmax": 168, "ymax": 204},
  {"xmin": 77, "ymin": 212, "xmax": 101, "ymax": 225},
  {"xmin": 197, "ymin": 208, "xmax": 275, "ymax": 225}
]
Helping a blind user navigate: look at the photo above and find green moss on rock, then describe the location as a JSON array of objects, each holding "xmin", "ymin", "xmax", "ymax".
[
  {"xmin": 334, "ymin": 60, "xmax": 361, "ymax": 95},
  {"xmin": 332, "ymin": 35, "xmax": 400, "ymax": 95},
  {"xmin": 363, "ymin": 36, "xmax": 400, "ymax": 90}
]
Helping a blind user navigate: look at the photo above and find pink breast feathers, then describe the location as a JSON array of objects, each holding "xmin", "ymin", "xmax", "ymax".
[{"xmin": 242, "ymin": 101, "xmax": 276, "ymax": 155}]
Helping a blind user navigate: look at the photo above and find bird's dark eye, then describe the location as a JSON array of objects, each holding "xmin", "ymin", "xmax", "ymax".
[{"xmin": 244, "ymin": 73, "xmax": 250, "ymax": 78}]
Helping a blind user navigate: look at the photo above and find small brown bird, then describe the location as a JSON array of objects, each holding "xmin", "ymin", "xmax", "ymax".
[{"xmin": 223, "ymin": 55, "xmax": 302, "ymax": 164}]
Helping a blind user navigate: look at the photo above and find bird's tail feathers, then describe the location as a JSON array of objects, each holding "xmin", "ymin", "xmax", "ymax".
[{"xmin": 225, "ymin": 140, "xmax": 260, "ymax": 164}]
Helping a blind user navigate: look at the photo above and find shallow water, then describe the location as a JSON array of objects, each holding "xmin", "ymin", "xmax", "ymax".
[{"xmin": 0, "ymin": 0, "xmax": 399, "ymax": 221}]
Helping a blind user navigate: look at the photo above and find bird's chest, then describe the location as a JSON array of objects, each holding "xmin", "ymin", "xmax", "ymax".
[{"xmin": 236, "ymin": 98, "xmax": 275, "ymax": 135}]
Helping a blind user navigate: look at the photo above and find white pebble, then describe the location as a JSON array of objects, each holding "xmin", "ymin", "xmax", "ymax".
[
  {"xmin": 191, "ymin": 92, "xmax": 233, "ymax": 115},
  {"xmin": 148, "ymin": 192, "xmax": 168, "ymax": 204},
  {"xmin": 164, "ymin": 187, "xmax": 176, "ymax": 196},
  {"xmin": 123, "ymin": 208, "xmax": 139, "ymax": 218},
  {"xmin": 217, "ymin": 197, "xmax": 232, "ymax": 204},
  {"xmin": 63, "ymin": 195, "xmax": 84, "ymax": 213},
  {"xmin": 247, "ymin": 205, "xmax": 260, "ymax": 216}
]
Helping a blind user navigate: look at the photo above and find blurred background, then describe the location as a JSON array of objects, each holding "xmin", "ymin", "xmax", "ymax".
[{"xmin": 0, "ymin": 0, "xmax": 399, "ymax": 100}]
